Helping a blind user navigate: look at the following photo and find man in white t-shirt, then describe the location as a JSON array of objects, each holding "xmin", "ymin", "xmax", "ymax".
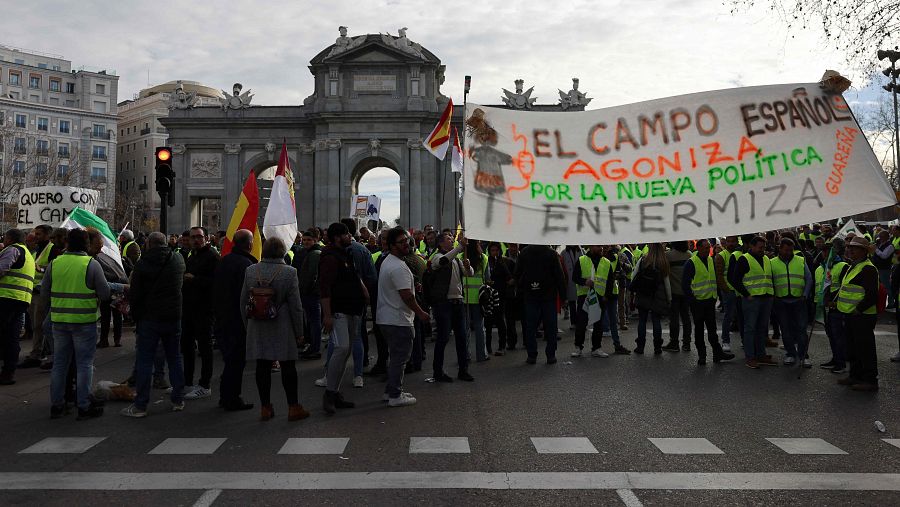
[{"xmin": 376, "ymin": 227, "xmax": 430, "ymax": 407}]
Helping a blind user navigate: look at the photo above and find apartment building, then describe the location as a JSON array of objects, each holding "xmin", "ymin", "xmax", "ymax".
[{"xmin": 0, "ymin": 44, "xmax": 118, "ymax": 221}]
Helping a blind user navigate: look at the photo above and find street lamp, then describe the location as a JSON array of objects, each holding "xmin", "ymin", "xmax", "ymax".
[{"xmin": 878, "ymin": 49, "xmax": 900, "ymax": 173}]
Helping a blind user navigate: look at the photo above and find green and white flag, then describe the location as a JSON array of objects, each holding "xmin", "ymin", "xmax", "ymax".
[{"xmin": 60, "ymin": 206, "xmax": 123, "ymax": 270}]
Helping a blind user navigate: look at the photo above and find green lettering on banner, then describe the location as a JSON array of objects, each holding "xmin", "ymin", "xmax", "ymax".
[
  {"xmin": 579, "ymin": 183, "xmax": 608, "ymax": 202},
  {"xmin": 707, "ymin": 145, "xmax": 821, "ymax": 190}
]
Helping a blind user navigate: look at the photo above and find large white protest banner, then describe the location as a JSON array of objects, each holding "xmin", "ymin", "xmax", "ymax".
[
  {"xmin": 17, "ymin": 186, "xmax": 100, "ymax": 228},
  {"xmin": 462, "ymin": 83, "xmax": 897, "ymax": 244}
]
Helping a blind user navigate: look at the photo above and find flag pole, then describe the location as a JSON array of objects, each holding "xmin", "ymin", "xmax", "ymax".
[{"xmin": 458, "ymin": 75, "xmax": 471, "ymax": 233}]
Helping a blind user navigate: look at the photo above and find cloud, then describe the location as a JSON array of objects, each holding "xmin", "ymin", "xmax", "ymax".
[{"xmin": 358, "ymin": 167, "xmax": 400, "ymax": 224}]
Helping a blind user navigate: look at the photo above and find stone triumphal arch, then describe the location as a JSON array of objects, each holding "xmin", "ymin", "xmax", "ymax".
[{"xmin": 160, "ymin": 28, "xmax": 590, "ymax": 233}]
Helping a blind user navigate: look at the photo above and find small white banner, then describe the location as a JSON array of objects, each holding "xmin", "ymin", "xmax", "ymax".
[
  {"xmin": 18, "ymin": 186, "xmax": 100, "ymax": 228},
  {"xmin": 350, "ymin": 195, "xmax": 381, "ymax": 222}
]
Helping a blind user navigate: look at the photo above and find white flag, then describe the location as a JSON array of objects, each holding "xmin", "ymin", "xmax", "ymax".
[{"xmin": 262, "ymin": 142, "xmax": 298, "ymax": 248}]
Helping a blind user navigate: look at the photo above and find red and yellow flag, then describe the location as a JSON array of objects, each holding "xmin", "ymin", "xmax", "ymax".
[
  {"xmin": 425, "ymin": 99, "xmax": 453, "ymax": 160},
  {"xmin": 222, "ymin": 172, "xmax": 263, "ymax": 260}
]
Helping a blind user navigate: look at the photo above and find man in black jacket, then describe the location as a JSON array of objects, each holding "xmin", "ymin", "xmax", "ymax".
[
  {"xmin": 214, "ymin": 229, "xmax": 257, "ymax": 411},
  {"xmin": 515, "ymin": 244, "xmax": 566, "ymax": 364},
  {"xmin": 182, "ymin": 226, "xmax": 220, "ymax": 400},
  {"xmin": 121, "ymin": 232, "xmax": 186, "ymax": 417}
]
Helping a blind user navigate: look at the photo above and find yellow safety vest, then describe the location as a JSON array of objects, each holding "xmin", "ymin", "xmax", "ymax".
[
  {"xmin": 463, "ymin": 253, "xmax": 488, "ymax": 304},
  {"xmin": 372, "ymin": 251, "xmax": 383, "ymax": 263},
  {"xmin": 0, "ymin": 244, "xmax": 35, "ymax": 304},
  {"xmin": 828, "ymin": 261, "xmax": 848, "ymax": 295},
  {"xmin": 836, "ymin": 260, "xmax": 876, "ymax": 315},
  {"xmin": 892, "ymin": 237, "xmax": 900, "ymax": 265},
  {"xmin": 814, "ymin": 265, "xmax": 825, "ymax": 304},
  {"xmin": 49, "ymin": 253, "xmax": 99, "ymax": 323},
  {"xmin": 286, "ymin": 250, "xmax": 295, "ymax": 263},
  {"xmin": 577, "ymin": 255, "xmax": 605, "ymax": 297},
  {"xmin": 34, "ymin": 241, "xmax": 53, "ymax": 285},
  {"xmin": 122, "ymin": 240, "xmax": 139, "ymax": 260},
  {"xmin": 718, "ymin": 249, "xmax": 740, "ymax": 291},
  {"xmin": 770, "ymin": 255, "xmax": 806, "ymax": 298},
  {"xmin": 743, "ymin": 254, "xmax": 774, "ymax": 296},
  {"xmin": 689, "ymin": 255, "xmax": 716, "ymax": 300}
]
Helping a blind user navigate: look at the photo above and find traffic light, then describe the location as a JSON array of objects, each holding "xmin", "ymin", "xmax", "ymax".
[{"xmin": 155, "ymin": 146, "xmax": 175, "ymax": 206}]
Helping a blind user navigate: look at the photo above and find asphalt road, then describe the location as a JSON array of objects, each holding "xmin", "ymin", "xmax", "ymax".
[{"xmin": 1, "ymin": 310, "xmax": 898, "ymax": 506}]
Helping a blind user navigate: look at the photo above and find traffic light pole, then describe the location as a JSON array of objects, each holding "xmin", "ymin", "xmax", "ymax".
[{"xmin": 159, "ymin": 193, "xmax": 168, "ymax": 235}]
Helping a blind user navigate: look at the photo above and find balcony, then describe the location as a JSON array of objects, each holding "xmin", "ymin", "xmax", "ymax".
[
  {"xmin": 91, "ymin": 131, "xmax": 111, "ymax": 140},
  {"xmin": 13, "ymin": 147, "xmax": 26, "ymax": 155},
  {"xmin": 58, "ymin": 150, "xmax": 70, "ymax": 158},
  {"xmin": 36, "ymin": 149, "xmax": 49, "ymax": 157},
  {"xmin": 90, "ymin": 175, "xmax": 107, "ymax": 183},
  {"xmin": 140, "ymin": 127, "xmax": 151, "ymax": 135},
  {"xmin": 92, "ymin": 154, "xmax": 107, "ymax": 161}
]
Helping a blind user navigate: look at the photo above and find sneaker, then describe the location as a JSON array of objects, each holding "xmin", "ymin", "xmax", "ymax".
[
  {"xmin": 681, "ymin": 344, "xmax": 691, "ymax": 352},
  {"xmin": 172, "ymin": 401, "xmax": 185, "ymax": 412},
  {"xmin": 570, "ymin": 347, "xmax": 583, "ymax": 358},
  {"xmin": 758, "ymin": 355, "xmax": 779, "ymax": 366},
  {"xmin": 830, "ymin": 366, "xmax": 847, "ymax": 374},
  {"xmin": 801, "ymin": 359, "xmax": 812, "ymax": 369},
  {"xmin": 271, "ymin": 361, "xmax": 281, "ymax": 373},
  {"xmin": 591, "ymin": 349, "xmax": 609, "ymax": 358},
  {"xmin": 783, "ymin": 355, "xmax": 796, "ymax": 366},
  {"xmin": 388, "ymin": 392, "xmax": 417, "ymax": 407},
  {"xmin": 745, "ymin": 359, "xmax": 760, "ymax": 369},
  {"xmin": 819, "ymin": 360, "xmax": 836, "ymax": 369},
  {"xmin": 661, "ymin": 342, "xmax": 680, "ymax": 352},
  {"xmin": 434, "ymin": 373, "xmax": 454, "ymax": 383},
  {"xmin": 722, "ymin": 342, "xmax": 732, "ymax": 353},
  {"xmin": 382, "ymin": 391, "xmax": 412, "ymax": 402},
  {"xmin": 314, "ymin": 376, "xmax": 327, "ymax": 387},
  {"xmin": 457, "ymin": 370, "xmax": 475, "ymax": 382},
  {"xmin": 76, "ymin": 405, "xmax": 104, "ymax": 420},
  {"xmin": 120, "ymin": 404, "xmax": 147, "ymax": 418},
  {"xmin": 184, "ymin": 386, "xmax": 211, "ymax": 400},
  {"xmin": 166, "ymin": 385, "xmax": 191, "ymax": 395},
  {"xmin": 352, "ymin": 376, "xmax": 364, "ymax": 388},
  {"xmin": 891, "ymin": 352, "xmax": 900, "ymax": 363}
]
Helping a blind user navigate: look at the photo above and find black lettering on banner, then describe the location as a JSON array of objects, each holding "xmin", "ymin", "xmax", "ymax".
[
  {"xmin": 577, "ymin": 207, "xmax": 602, "ymax": 233},
  {"xmin": 542, "ymin": 204, "xmax": 569, "ymax": 234},
  {"xmin": 672, "ymin": 201, "xmax": 700, "ymax": 231},
  {"xmin": 741, "ymin": 104, "xmax": 765, "ymax": 138},
  {"xmin": 795, "ymin": 177, "xmax": 823, "ymax": 212},
  {"xmin": 695, "ymin": 104, "xmax": 719, "ymax": 136},
  {"xmin": 608, "ymin": 205, "xmax": 630, "ymax": 234},
  {"xmin": 707, "ymin": 193, "xmax": 739, "ymax": 225},
  {"xmin": 749, "ymin": 189, "xmax": 756, "ymax": 220},
  {"xmin": 639, "ymin": 202, "xmax": 665, "ymax": 233},
  {"xmin": 764, "ymin": 184, "xmax": 790, "ymax": 216}
]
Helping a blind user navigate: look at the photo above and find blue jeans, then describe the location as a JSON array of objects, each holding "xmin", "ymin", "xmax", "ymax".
[
  {"xmin": 826, "ymin": 309, "xmax": 847, "ymax": 368},
  {"xmin": 134, "ymin": 319, "xmax": 185, "ymax": 410},
  {"xmin": 325, "ymin": 313, "xmax": 362, "ymax": 391},
  {"xmin": 524, "ymin": 297, "xmax": 558, "ymax": 359},
  {"xmin": 720, "ymin": 291, "xmax": 737, "ymax": 344},
  {"xmin": 432, "ymin": 301, "xmax": 469, "ymax": 374},
  {"xmin": 50, "ymin": 322, "xmax": 97, "ymax": 410},
  {"xmin": 301, "ymin": 295, "xmax": 322, "ymax": 355},
  {"xmin": 381, "ymin": 324, "xmax": 414, "ymax": 398},
  {"xmin": 741, "ymin": 296, "xmax": 773, "ymax": 360},
  {"xmin": 467, "ymin": 304, "xmax": 488, "ymax": 361},
  {"xmin": 636, "ymin": 307, "xmax": 663, "ymax": 349},
  {"xmin": 774, "ymin": 298, "xmax": 808, "ymax": 359},
  {"xmin": 600, "ymin": 295, "xmax": 621, "ymax": 346}
]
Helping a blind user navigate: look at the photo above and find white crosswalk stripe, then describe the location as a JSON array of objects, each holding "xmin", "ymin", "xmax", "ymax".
[
  {"xmin": 648, "ymin": 438, "xmax": 724, "ymax": 454},
  {"xmin": 278, "ymin": 438, "xmax": 349, "ymax": 455},
  {"xmin": 766, "ymin": 438, "xmax": 847, "ymax": 455},
  {"xmin": 18, "ymin": 437, "xmax": 106, "ymax": 454},
  {"xmin": 531, "ymin": 437, "xmax": 598, "ymax": 454},
  {"xmin": 409, "ymin": 437, "xmax": 470, "ymax": 454},
  {"xmin": 148, "ymin": 438, "xmax": 227, "ymax": 455}
]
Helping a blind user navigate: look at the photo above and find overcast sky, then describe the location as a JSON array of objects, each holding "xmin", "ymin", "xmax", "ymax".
[{"xmin": 6, "ymin": 0, "xmax": 893, "ymax": 224}]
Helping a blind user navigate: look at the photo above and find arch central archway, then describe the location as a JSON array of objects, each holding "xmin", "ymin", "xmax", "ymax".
[{"xmin": 351, "ymin": 156, "xmax": 402, "ymax": 228}]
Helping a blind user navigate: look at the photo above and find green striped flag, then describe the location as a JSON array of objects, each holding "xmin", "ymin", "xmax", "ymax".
[{"xmin": 60, "ymin": 207, "xmax": 123, "ymax": 270}]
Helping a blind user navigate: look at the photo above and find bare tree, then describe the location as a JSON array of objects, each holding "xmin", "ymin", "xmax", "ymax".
[
  {"xmin": 859, "ymin": 92, "xmax": 900, "ymax": 191},
  {"xmin": 727, "ymin": 1, "xmax": 900, "ymax": 75}
]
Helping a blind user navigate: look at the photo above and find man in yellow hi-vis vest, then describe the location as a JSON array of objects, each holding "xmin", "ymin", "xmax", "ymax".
[
  {"xmin": 20, "ymin": 224, "xmax": 53, "ymax": 368},
  {"xmin": 683, "ymin": 239, "xmax": 735, "ymax": 366},
  {"xmin": 41, "ymin": 229, "xmax": 124, "ymax": 419},
  {"xmin": 835, "ymin": 235, "xmax": 880, "ymax": 392},
  {"xmin": 0, "ymin": 229, "xmax": 35, "ymax": 385},
  {"xmin": 728, "ymin": 236, "xmax": 777, "ymax": 369}
]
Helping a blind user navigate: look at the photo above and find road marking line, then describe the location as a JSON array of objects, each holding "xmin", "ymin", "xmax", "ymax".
[
  {"xmin": 1, "ymin": 472, "xmax": 899, "ymax": 490},
  {"xmin": 409, "ymin": 437, "xmax": 471, "ymax": 454},
  {"xmin": 766, "ymin": 438, "xmax": 847, "ymax": 455},
  {"xmin": 148, "ymin": 438, "xmax": 227, "ymax": 455},
  {"xmin": 648, "ymin": 438, "xmax": 724, "ymax": 455},
  {"xmin": 884, "ymin": 439, "xmax": 900, "ymax": 450},
  {"xmin": 278, "ymin": 438, "xmax": 349, "ymax": 455},
  {"xmin": 18, "ymin": 437, "xmax": 106, "ymax": 454},
  {"xmin": 531, "ymin": 437, "xmax": 598, "ymax": 454},
  {"xmin": 616, "ymin": 489, "xmax": 643, "ymax": 507},
  {"xmin": 192, "ymin": 488, "xmax": 222, "ymax": 507}
]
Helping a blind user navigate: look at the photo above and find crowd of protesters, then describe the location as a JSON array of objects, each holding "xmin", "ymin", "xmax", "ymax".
[{"xmin": 0, "ymin": 218, "xmax": 896, "ymax": 422}]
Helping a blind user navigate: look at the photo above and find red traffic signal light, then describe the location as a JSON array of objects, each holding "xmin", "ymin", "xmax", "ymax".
[{"xmin": 156, "ymin": 147, "xmax": 172, "ymax": 162}]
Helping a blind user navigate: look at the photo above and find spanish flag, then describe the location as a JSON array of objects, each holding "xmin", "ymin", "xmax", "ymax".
[
  {"xmin": 222, "ymin": 173, "xmax": 263, "ymax": 260},
  {"xmin": 425, "ymin": 98, "xmax": 453, "ymax": 160}
]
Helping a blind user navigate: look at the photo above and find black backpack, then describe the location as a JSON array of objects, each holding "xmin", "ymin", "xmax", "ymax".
[{"xmin": 631, "ymin": 264, "xmax": 660, "ymax": 297}]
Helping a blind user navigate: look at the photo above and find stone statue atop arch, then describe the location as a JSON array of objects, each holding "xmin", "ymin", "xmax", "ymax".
[
  {"xmin": 169, "ymin": 82, "xmax": 198, "ymax": 110},
  {"xmin": 558, "ymin": 78, "xmax": 592, "ymax": 110},
  {"xmin": 381, "ymin": 27, "xmax": 424, "ymax": 58},
  {"xmin": 327, "ymin": 25, "xmax": 366, "ymax": 58},
  {"xmin": 501, "ymin": 79, "xmax": 537, "ymax": 109},
  {"xmin": 220, "ymin": 83, "xmax": 254, "ymax": 110}
]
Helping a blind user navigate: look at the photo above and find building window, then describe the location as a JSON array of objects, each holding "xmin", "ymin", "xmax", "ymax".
[
  {"xmin": 91, "ymin": 167, "xmax": 106, "ymax": 181},
  {"xmin": 49, "ymin": 79, "xmax": 60, "ymax": 92},
  {"xmin": 37, "ymin": 117, "xmax": 48, "ymax": 131},
  {"xmin": 52, "ymin": 65, "xmax": 61, "ymax": 71},
  {"xmin": 93, "ymin": 101, "xmax": 106, "ymax": 113},
  {"xmin": 14, "ymin": 114, "xmax": 26, "ymax": 128},
  {"xmin": 14, "ymin": 59, "xmax": 24, "ymax": 65},
  {"xmin": 65, "ymin": 82, "xmax": 75, "ymax": 93},
  {"xmin": 143, "ymin": 140, "xmax": 147, "ymax": 148},
  {"xmin": 58, "ymin": 143, "xmax": 69, "ymax": 158},
  {"xmin": 9, "ymin": 71, "xmax": 20, "ymax": 86},
  {"xmin": 92, "ymin": 146, "xmax": 107, "ymax": 160},
  {"xmin": 143, "ymin": 156, "xmax": 147, "ymax": 167},
  {"xmin": 57, "ymin": 164, "xmax": 68, "ymax": 177},
  {"xmin": 92, "ymin": 124, "xmax": 107, "ymax": 139},
  {"xmin": 13, "ymin": 138, "xmax": 26, "ymax": 154},
  {"xmin": 35, "ymin": 162, "xmax": 48, "ymax": 176},
  {"xmin": 36, "ymin": 139, "xmax": 49, "ymax": 156},
  {"xmin": 29, "ymin": 75, "xmax": 40, "ymax": 89},
  {"xmin": 13, "ymin": 161, "xmax": 25, "ymax": 175},
  {"xmin": 95, "ymin": 83, "xmax": 105, "ymax": 95},
  {"xmin": 59, "ymin": 120, "xmax": 70, "ymax": 134},
  {"xmin": 120, "ymin": 129, "xmax": 124, "ymax": 136},
  {"xmin": 37, "ymin": 63, "xmax": 48, "ymax": 69}
]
